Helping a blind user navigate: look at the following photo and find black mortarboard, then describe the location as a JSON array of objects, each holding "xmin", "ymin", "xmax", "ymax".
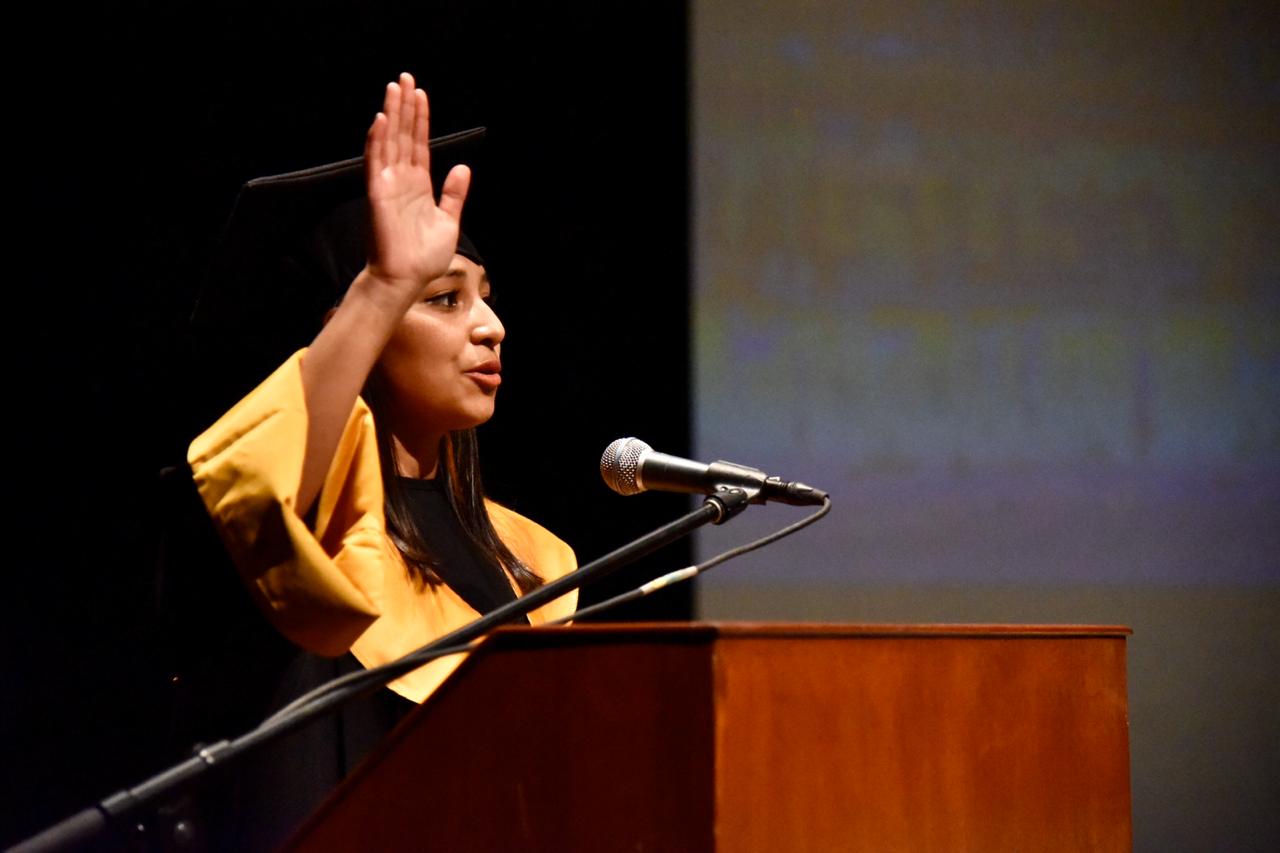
[{"xmin": 190, "ymin": 127, "xmax": 485, "ymax": 415}]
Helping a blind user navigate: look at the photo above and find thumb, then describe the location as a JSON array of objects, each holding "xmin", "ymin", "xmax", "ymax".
[{"xmin": 438, "ymin": 164, "xmax": 472, "ymax": 221}]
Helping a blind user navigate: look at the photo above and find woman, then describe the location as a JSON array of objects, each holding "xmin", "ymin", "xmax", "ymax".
[{"xmin": 177, "ymin": 73, "xmax": 576, "ymax": 849}]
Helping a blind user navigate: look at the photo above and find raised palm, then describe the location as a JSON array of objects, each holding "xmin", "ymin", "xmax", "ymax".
[{"xmin": 364, "ymin": 72, "xmax": 471, "ymax": 300}]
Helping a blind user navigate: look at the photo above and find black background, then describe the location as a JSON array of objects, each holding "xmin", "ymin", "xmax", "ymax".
[{"xmin": 5, "ymin": 2, "xmax": 690, "ymax": 844}]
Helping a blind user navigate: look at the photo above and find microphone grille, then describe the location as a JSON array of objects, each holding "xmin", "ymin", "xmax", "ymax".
[{"xmin": 600, "ymin": 437, "xmax": 652, "ymax": 496}]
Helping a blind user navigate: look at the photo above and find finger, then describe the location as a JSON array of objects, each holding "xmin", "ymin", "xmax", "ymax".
[
  {"xmin": 383, "ymin": 81, "xmax": 401, "ymax": 165},
  {"xmin": 438, "ymin": 163, "xmax": 471, "ymax": 221},
  {"xmin": 395, "ymin": 72, "xmax": 415, "ymax": 164},
  {"xmin": 365, "ymin": 112, "xmax": 387, "ymax": 179},
  {"xmin": 411, "ymin": 88, "xmax": 431, "ymax": 169}
]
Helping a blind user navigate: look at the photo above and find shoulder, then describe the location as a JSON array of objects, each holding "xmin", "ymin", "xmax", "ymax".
[{"xmin": 484, "ymin": 500, "xmax": 577, "ymax": 580}]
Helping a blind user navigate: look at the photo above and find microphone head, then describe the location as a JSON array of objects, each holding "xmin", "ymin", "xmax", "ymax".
[{"xmin": 600, "ymin": 437, "xmax": 652, "ymax": 496}]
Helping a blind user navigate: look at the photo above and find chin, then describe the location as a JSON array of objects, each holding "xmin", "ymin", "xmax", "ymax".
[{"xmin": 454, "ymin": 405, "xmax": 497, "ymax": 430}]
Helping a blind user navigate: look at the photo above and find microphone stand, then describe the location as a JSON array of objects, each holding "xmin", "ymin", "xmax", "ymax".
[{"xmin": 11, "ymin": 488, "xmax": 752, "ymax": 853}]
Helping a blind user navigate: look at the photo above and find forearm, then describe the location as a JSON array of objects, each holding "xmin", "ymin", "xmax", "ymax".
[{"xmin": 297, "ymin": 268, "xmax": 413, "ymax": 516}]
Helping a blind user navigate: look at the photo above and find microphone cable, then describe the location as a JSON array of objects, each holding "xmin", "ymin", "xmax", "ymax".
[
  {"xmin": 261, "ymin": 639, "xmax": 476, "ymax": 726},
  {"xmin": 552, "ymin": 494, "xmax": 832, "ymax": 625},
  {"xmin": 261, "ymin": 495, "xmax": 830, "ymax": 725}
]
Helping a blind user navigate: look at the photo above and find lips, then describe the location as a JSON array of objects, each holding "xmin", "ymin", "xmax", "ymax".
[{"xmin": 464, "ymin": 359, "xmax": 502, "ymax": 391}]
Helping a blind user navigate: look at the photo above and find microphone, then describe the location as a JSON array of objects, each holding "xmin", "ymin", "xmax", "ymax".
[{"xmin": 600, "ymin": 438, "xmax": 828, "ymax": 506}]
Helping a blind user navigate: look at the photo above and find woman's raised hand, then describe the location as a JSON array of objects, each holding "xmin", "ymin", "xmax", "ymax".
[{"xmin": 363, "ymin": 72, "xmax": 471, "ymax": 302}]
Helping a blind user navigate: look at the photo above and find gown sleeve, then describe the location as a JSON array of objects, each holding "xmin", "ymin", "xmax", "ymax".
[
  {"xmin": 186, "ymin": 349, "xmax": 580, "ymax": 702},
  {"xmin": 186, "ymin": 349, "xmax": 392, "ymax": 657}
]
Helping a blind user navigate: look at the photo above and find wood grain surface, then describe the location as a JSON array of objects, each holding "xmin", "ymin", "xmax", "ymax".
[{"xmin": 288, "ymin": 624, "xmax": 1131, "ymax": 852}]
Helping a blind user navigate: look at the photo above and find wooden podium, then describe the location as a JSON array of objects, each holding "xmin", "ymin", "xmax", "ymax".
[{"xmin": 286, "ymin": 624, "xmax": 1132, "ymax": 852}]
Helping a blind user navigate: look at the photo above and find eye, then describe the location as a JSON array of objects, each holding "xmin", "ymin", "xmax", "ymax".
[
  {"xmin": 481, "ymin": 291, "xmax": 498, "ymax": 308},
  {"xmin": 424, "ymin": 290, "xmax": 460, "ymax": 308}
]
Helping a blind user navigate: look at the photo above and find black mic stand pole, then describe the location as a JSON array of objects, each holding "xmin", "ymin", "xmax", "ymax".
[{"xmin": 11, "ymin": 488, "xmax": 752, "ymax": 853}]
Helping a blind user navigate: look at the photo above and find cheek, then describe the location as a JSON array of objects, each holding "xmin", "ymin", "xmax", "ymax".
[
  {"xmin": 385, "ymin": 315, "xmax": 453, "ymax": 369},
  {"xmin": 377, "ymin": 318, "xmax": 474, "ymax": 415}
]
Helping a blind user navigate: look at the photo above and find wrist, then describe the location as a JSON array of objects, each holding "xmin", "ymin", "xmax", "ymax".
[{"xmin": 346, "ymin": 265, "xmax": 419, "ymax": 317}]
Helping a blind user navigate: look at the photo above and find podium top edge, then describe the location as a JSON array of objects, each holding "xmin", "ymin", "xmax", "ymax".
[{"xmin": 494, "ymin": 622, "xmax": 1133, "ymax": 639}]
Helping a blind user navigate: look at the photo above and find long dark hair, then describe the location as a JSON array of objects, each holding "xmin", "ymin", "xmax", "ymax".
[{"xmin": 364, "ymin": 373, "xmax": 543, "ymax": 594}]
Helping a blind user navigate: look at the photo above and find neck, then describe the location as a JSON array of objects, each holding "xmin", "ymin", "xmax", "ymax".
[{"xmin": 390, "ymin": 428, "xmax": 445, "ymax": 479}]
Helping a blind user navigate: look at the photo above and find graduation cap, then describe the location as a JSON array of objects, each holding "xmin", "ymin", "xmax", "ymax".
[{"xmin": 190, "ymin": 126, "xmax": 486, "ymax": 417}]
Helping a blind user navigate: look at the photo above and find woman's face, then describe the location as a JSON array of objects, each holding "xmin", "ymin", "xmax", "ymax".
[{"xmin": 377, "ymin": 254, "xmax": 505, "ymax": 434}]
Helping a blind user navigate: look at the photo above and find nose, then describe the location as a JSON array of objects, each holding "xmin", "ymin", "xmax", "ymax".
[{"xmin": 471, "ymin": 298, "xmax": 505, "ymax": 348}]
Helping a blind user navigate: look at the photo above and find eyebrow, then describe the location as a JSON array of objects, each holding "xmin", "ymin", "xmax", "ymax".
[{"xmin": 443, "ymin": 268, "xmax": 491, "ymax": 285}]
